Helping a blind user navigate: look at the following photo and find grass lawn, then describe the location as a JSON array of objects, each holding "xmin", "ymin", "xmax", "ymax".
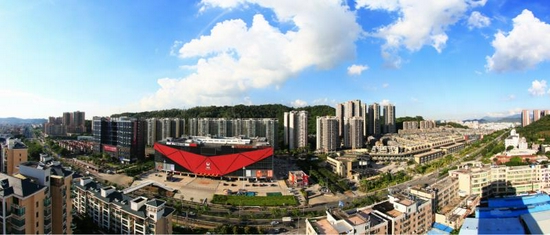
[{"xmin": 211, "ymin": 194, "xmax": 297, "ymax": 206}]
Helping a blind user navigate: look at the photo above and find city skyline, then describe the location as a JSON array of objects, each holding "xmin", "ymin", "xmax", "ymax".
[{"xmin": 2, "ymin": 0, "xmax": 550, "ymax": 120}]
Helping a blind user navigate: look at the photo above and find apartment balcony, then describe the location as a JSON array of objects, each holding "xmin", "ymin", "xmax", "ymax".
[
  {"xmin": 11, "ymin": 207, "xmax": 25, "ymax": 218},
  {"xmin": 10, "ymin": 216, "xmax": 25, "ymax": 228}
]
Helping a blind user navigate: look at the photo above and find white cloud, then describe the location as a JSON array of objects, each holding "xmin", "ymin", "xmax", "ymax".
[
  {"xmin": 312, "ymin": 98, "xmax": 337, "ymax": 106},
  {"xmin": 141, "ymin": 0, "xmax": 362, "ymax": 110},
  {"xmin": 347, "ymin": 64, "xmax": 369, "ymax": 76},
  {"xmin": 170, "ymin": 41, "xmax": 183, "ymax": 56},
  {"xmin": 486, "ymin": 108, "xmax": 521, "ymax": 118},
  {"xmin": 290, "ymin": 99, "xmax": 308, "ymax": 107},
  {"xmin": 503, "ymin": 94, "xmax": 516, "ymax": 101},
  {"xmin": 357, "ymin": 0, "xmax": 485, "ymax": 67},
  {"xmin": 382, "ymin": 83, "xmax": 389, "ymax": 88},
  {"xmin": 380, "ymin": 99, "xmax": 391, "ymax": 106},
  {"xmin": 528, "ymin": 80, "xmax": 548, "ymax": 96},
  {"xmin": 486, "ymin": 9, "xmax": 550, "ymax": 72},
  {"xmin": 468, "ymin": 11, "xmax": 491, "ymax": 29}
]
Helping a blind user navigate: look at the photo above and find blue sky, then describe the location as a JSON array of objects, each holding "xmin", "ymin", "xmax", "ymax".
[{"xmin": 1, "ymin": 0, "xmax": 550, "ymax": 120}]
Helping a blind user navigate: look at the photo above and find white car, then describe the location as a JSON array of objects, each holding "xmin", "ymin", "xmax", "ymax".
[{"xmin": 271, "ymin": 221, "xmax": 279, "ymax": 225}]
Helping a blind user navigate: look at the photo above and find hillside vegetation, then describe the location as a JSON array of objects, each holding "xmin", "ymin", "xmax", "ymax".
[{"xmin": 517, "ymin": 115, "xmax": 550, "ymax": 144}]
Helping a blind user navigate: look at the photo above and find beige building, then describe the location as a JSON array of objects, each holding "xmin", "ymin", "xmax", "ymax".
[
  {"xmin": 306, "ymin": 209, "xmax": 388, "ymax": 235},
  {"xmin": 343, "ymin": 117, "xmax": 364, "ymax": 149},
  {"xmin": 316, "ymin": 116, "xmax": 339, "ymax": 152},
  {"xmin": 326, "ymin": 155, "xmax": 358, "ymax": 179},
  {"xmin": 0, "ymin": 173, "xmax": 49, "ymax": 234},
  {"xmin": 16, "ymin": 159, "xmax": 74, "ymax": 234},
  {"xmin": 522, "ymin": 109, "xmax": 531, "ymax": 127},
  {"xmin": 73, "ymin": 177, "xmax": 174, "ymax": 234},
  {"xmin": 1, "ymin": 138, "xmax": 28, "ymax": 176},
  {"xmin": 449, "ymin": 161, "xmax": 545, "ymax": 197}
]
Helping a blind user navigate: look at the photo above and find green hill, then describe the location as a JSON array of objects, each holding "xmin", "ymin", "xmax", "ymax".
[{"xmin": 516, "ymin": 115, "xmax": 550, "ymax": 144}]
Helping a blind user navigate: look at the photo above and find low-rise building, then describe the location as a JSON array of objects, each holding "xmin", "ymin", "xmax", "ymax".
[
  {"xmin": 72, "ymin": 177, "xmax": 174, "ymax": 234},
  {"xmin": 288, "ymin": 171, "xmax": 309, "ymax": 188}
]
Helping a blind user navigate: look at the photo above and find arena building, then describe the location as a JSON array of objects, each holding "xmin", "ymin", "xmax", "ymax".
[{"xmin": 154, "ymin": 136, "xmax": 274, "ymax": 179}]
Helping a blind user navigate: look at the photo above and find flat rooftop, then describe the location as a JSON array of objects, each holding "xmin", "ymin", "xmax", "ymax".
[
  {"xmin": 459, "ymin": 217, "xmax": 524, "ymax": 235},
  {"xmin": 314, "ymin": 219, "xmax": 340, "ymax": 234}
]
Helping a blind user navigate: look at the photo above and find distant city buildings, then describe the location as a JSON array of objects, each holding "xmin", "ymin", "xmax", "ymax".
[
  {"xmin": 44, "ymin": 111, "xmax": 86, "ymax": 136},
  {"xmin": 92, "ymin": 116, "xmax": 146, "ymax": 163},
  {"xmin": 336, "ymin": 100, "xmax": 366, "ymax": 136},
  {"xmin": 519, "ymin": 109, "xmax": 550, "ymax": 127},
  {"xmin": 145, "ymin": 118, "xmax": 185, "ymax": 146},
  {"xmin": 284, "ymin": 111, "xmax": 308, "ymax": 150}
]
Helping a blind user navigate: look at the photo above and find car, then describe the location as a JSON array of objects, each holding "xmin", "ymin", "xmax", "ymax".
[{"xmin": 271, "ymin": 221, "xmax": 279, "ymax": 225}]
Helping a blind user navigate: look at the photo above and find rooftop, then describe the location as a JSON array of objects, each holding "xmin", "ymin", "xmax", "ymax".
[{"xmin": 459, "ymin": 217, "xmax": 524, "ymax": 235}]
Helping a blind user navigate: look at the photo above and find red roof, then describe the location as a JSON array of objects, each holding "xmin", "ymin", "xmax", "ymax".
[{"xmin": 154, "ymin": 143, "xmax": 273, "ymax": 176}]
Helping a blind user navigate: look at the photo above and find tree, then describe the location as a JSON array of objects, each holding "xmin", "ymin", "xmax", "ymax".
[{"xmin": 506, "ymin": 145, "xmax": 514, "ymax": 151}]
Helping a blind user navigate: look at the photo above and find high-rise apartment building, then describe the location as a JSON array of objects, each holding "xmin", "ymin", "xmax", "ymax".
[
  {"xmin": 0, "ymin": 173, "xmax": 48, "ymax": 234},
  {"xmin": 18, "ymin": 156, "xmax": 74, "ymax": 234},
  {"xmin": 368, "ymin": 103, "xmax": 381, "ymax": 136},
  {"xmin": 187, "ymin": 118, "xmax": 278, "ymax": 148},
  {"xmin": 146, "ymin": 118, "xmax": 159, "ymax": 146},
  {"xmin": 1, "ymin": 138, "xmax": 28, "ymax": 175},
  {"xmin": 521, "ymin": 110, "xmax": 531, "ymax": 127},
  {"xmin": 160, "ymin": 118, "xmax": 184, "ymax": 140},
  {"xmin": 343, "ymin": 117, "xmax": 364, "ymax": 149},
  {"xmin": 383, "ymin": 104, "xmax": 396, "ymax": 134},
  {"xmin": 0, "ymin": 156, "xmax": 74, "ymax": 234},
  {"xmin": 533, "ymin": 109, "xmax": 541, "ymax": 122},
  {"xmin": 45, "ymin": 111, "xmax": 86, "ymax": 136},
  {"xmin": 543, "ymin": 110, "xmax": 550, "ymax": 117},
  {"xmin": 92, "ymin": 117, "xmax": 146, "ymax": 163},
  {"xmin": 336, "ymin": 100, "xmax": 366, "ymax": 137},
  {"xmin": 73, "ymin": 177, "xmax": 174, "ymax": 234},
  {"xmin": 284, "ymin": 111, "xmax": 309, "ymax": 150},
  {"xmin": 316, "ymin": 116, "xmax": 339, "ymax": 152}
]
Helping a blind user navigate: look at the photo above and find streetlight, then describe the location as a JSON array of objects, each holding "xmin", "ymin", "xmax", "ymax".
[{"xmin": 242, "ymin": 166, "xmax": 246, "ymax": 190}]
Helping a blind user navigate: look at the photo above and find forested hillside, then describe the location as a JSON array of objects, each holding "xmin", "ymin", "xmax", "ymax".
[{"xmin": 517, "ymin": 115, "xmax": 550, "ymax": 144}]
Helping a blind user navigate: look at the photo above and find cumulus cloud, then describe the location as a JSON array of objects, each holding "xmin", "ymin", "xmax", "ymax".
[
  {"xmin": 356, "ymin": 0, "xmax": 486, "ymax": 68},
  {"xmin": 528, "ymin": 80, "xmax": 548, "ymax": 96},
  {"xmin": 468, "ymin": 11, "xmax": 491, "ymax": 29},
  {"xmin": 347, "ymin": 64, "xmax": 369, "ymax": 76},
  {"xmin": 140, "ymin": 0, "xmax": 362, "ymax": 110},
  {"xmin": 486, "ymin": 108, "xmax": 522, "ymax": 118},
  {"xmin": 312, "ymin": 98, "xmax": 337, "ymax": 106},
  {"xmin": 290, "ymin": 99, "xmax": 308, "ymax": 107},
  {"xmin": 486, "ymin": 9, "xmax": 550, "ymax": 72},
  {"xmin": 380, "ymin": 99, "xmax": 391, "ymax": 106}
]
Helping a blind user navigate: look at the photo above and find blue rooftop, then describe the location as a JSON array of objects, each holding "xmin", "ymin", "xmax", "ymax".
[
  {"xmin": 459, "ymin": 218, "xmax": 525, "ymax": 235},
  {"xmin": 476, "ymin": 193, "xmax": 550, "ymax": 218}
]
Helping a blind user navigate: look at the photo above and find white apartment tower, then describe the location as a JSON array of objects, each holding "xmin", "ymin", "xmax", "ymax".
[
  {"xmin": 521, "ymin": 109, "xmax": 531, "ymax": 127},
  {"xmin": 335, "ymin": 100, "xmax": 365, "ymax": 137},
  {"xmin": 284, "ymin": 111, "xmax": 309, "ymax": 150},
  {"xmin": 316, "ymin": 116, "xmax": 339, "ymax": 152},
  {"xmin": 368, "ymin": 103, "xmax": 381, "ymax": 136},
  {"xmin": 343, "ymin": 117, "xmax": 364, "ymax": 149},
  {"xmin": 383, "ymin": 104, "xmax": 396, "ymax": 134}
]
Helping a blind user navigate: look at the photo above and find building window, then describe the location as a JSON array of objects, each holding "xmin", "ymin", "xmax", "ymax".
[
  {"xmin": 36, "ymin": 201, "xmax": 39, "ymax": 207},
  {"xmin": 36, "ymin": 212, "xmax": 39, "ymax": 218}
]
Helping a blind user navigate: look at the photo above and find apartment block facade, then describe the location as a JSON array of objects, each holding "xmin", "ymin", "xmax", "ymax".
[
  {"xmin": 186, "ymin": 118, "xmax": 278, "ymax": 148},
  {"xmin": 284, "ymin": 111, "xmax": 308, "ymax": 150},
  {"xmin": 383, "ymin": 104, "xmax": 396, "ymax": 134},
  {"xmin": 92, "ymin": 117, "xmax": 146, "ymax": 163},
  {"xmin": 316, "ymin": 116, "xmax": 339, "ymax": 152},
  {"xmin": 72, "ymin": 177, "xmax": 173, "ymax": 234},
  {"xmin": 343, "ymin": 117, "xmax": 364, "ymax": 149},
  {"xmin": 449, "ymin": 161, "xmax": 547, "ymax": 197},
  {"xmin": 306, "ymin": 193, "xmax": 432, "ymax": 235},
  {"xmin": 1, "ymin": 138, "xmax": 28, "ymax": 176},
  {"xmin": 368, "ymin": 103, "xmax": 381, "ymax": 136}
]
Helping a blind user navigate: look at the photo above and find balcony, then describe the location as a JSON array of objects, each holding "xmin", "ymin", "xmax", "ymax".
[
  {"xmin": 11, "ymin": 206, "xmax": 25, "ymax": 217},
  {"xmin": 10, "ymin": 217, "xmax": 25, "ymax": 227},
  {"xmin": 44, "ymin": 198, "xmax": 52, "ymax": 207}
]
